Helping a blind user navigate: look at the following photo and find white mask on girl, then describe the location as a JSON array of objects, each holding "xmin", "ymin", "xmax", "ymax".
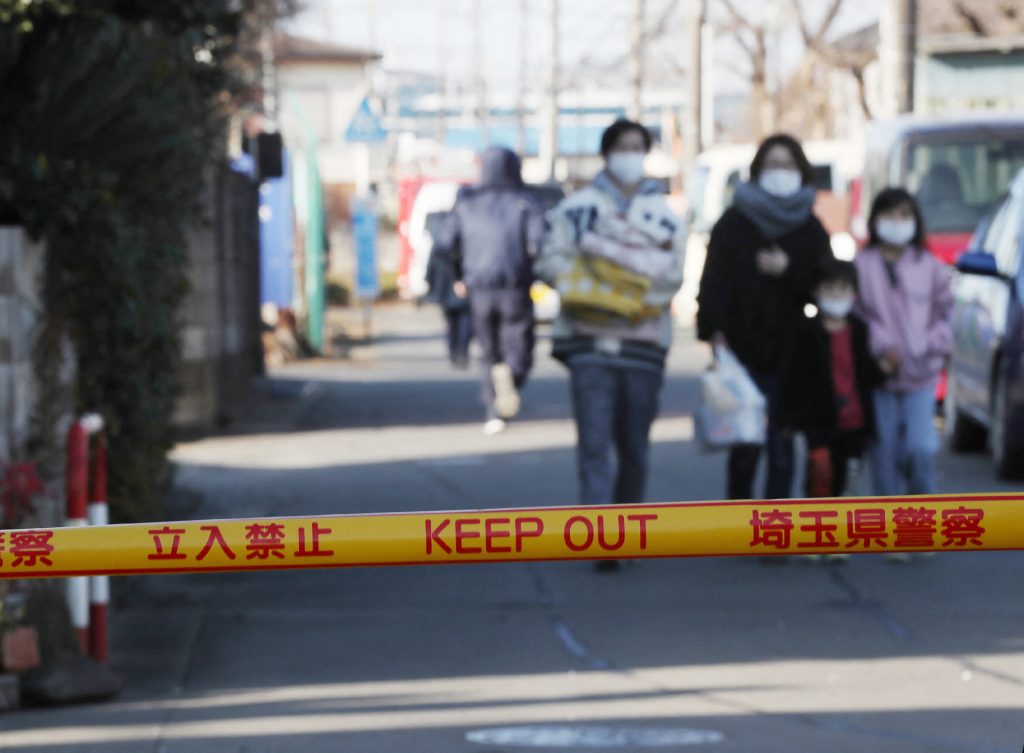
[
  {"xmin": 875, "ymin": 218, "xmax": 917, "ymax": 246},
  {"xmin": 759, "ymin": 168, "xmax": 803, "ymax": 198},
  {"xmin": 606, "ymin": 153, "xmax": 646, "ymax": 186}
]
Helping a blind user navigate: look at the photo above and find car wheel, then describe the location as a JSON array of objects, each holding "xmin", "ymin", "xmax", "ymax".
[
  {"xmin": 991, "ymin": 369, "xmax": 1024, "ymax": 479},
  {"xmin": 945, "ymin": 374, "xmax": 987, "ymax": 452}
]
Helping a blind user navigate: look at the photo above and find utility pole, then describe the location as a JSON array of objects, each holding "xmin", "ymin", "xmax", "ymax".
[
  {"xmin": 318, "ymin": 0, "xmax": 333, "ymax": 41},
  {"xmin": 683, "ymin": 0, "xmax": 706, "ymax": 176},
  {"xmin": 473, "ymin": 0, "xmax": 490, "ymax": 146},
  {"xmin": 629, "ymin": 0, "xmax": 646, "ymax": 122},
  {"xmin": 367, "ymin": 0, "xmax": 379, "ymax": 51},
  {"xmin": 540, "ymin": 0, "xmax": 560, "ymax": 181},
  {"xmin": 260, "ymin": 16, "xmax": 279, "ymax": 129},
  {"xmin": 880, "ymin": 0, "xmax": 917, "ymax": 116},
  {"xmin": 436, "ymin": 0, "xmax": 448, "ymax": 144},
  {"xmin": 517, "ymin": 0, "xmax": 529, "ymax": 154},
  {"xmin": 892, "ymin": 0, "xmax": 917, "ymax": 113}
]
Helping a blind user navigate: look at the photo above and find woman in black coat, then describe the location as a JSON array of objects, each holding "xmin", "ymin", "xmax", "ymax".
[{"xmin": 696, "ymin": 134, "xmax": 834, "ymax": 500}]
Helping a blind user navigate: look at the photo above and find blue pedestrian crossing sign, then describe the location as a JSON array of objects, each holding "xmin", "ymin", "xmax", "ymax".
[
  {"xmin": 353, "ymin": 206, "xmax": 380, "ymax": 299},
  {"xmin": 345, "ymin": 98, "xmax": 387, "ymax": 143}
]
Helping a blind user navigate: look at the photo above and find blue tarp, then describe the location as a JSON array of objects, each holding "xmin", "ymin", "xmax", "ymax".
[{"xmin": 259, "ymin": 150, "xmax": 294, "ymax": 309}]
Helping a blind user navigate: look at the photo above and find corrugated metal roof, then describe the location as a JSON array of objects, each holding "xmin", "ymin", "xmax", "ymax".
[{"xmin": 273, "ymin": 32, "xmax": 382, "ymax": 64}]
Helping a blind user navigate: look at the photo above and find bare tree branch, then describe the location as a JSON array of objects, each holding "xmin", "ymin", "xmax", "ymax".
[
  {"xmin": 718, "ymin": 56, "xmax": 754, "ymax": 81},
  {"xmin": 790, "ymin": 0, "xmax": 814, "ymax": 45},
  {"xmin": 716, "ymin": 8, "xmax": 756, "ymax": 59},
  {"xmin": 718, "ymin": 0, "xmax": 753, "ymax": 33},
  {"xmin": 849, "ymin": 65, "xmax": 875, "ymax": 120},
  {"xmin": 791, "ymin": 0, "xmax": 847, "ymax": 49},
  {"xmin": 643, "ymin": 0, "xmax": 680, "ymax": 43}
]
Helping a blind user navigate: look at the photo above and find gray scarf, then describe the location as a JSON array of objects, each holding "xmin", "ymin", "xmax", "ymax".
[{"xmin": 732, "ymin": 181, "xmax": 816, "ymax": 240}]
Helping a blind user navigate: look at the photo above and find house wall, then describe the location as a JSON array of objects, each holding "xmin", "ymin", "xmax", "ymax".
[
  {"xmin": 277, "ymin": 61, "xmax": 388, "ymax": 189},
  {"xmin": 917, "ymin": 51, "xmax": 1024, "ymax": 115}
]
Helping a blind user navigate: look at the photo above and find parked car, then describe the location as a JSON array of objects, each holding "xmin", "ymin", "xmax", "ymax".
[
  {"xmin": 405, "ymin": 181, "xmax": 463, "ymax": 300},
  {"xmin": 946, "ymin": 167, "xmax": 1024, "ymax": 478}
]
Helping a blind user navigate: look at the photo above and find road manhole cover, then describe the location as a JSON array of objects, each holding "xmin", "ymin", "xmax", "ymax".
[{"xmin": 465, "ymin": 725, "xmax": 724, "ymax": 748}]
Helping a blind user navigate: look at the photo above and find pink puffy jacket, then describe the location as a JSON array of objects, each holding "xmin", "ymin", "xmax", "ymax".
[{"xmin": 853, "ymin": 246, "xmax": 954, "ymax": 393}]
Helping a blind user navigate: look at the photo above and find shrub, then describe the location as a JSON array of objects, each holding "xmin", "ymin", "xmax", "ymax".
[{"xmin": 0, "ymin": 2, "xmax": 275, "ymax": 521}]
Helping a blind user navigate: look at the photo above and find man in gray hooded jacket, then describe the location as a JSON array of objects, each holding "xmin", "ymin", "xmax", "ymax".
[{"xmin": 436, "ymin": 146, "xmax": 545, "ymax": 434}]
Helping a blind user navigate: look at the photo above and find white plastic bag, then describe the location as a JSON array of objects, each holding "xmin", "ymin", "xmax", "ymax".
[{"xmin": 695, "ymin": 346, "xmax": 767, "ymax": 450}]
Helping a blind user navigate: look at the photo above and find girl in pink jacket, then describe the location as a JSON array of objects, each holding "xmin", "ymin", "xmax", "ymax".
[{"xmin": 853, "ymin": 188, "xmax": 954, "ymax": 496}]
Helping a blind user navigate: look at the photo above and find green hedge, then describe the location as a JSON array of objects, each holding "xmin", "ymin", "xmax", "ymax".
[{"xmin": 0, "ymin": 2, "xmax": 255, "ymax": 521}]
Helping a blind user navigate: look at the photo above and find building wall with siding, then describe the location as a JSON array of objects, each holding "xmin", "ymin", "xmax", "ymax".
[{"xmin": 918, "ymin": 51, "xmax": 1024, "ymax": 114}]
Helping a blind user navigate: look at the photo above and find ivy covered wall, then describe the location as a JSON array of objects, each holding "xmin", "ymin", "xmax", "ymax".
[{"xmin": 0, "ymin": 1, "xmax": 278, "ymax": 521}]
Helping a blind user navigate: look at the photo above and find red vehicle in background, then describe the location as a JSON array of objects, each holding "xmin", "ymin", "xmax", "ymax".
[
  {"xmin": 852, "ymin": 114, "xmax": 1024, "ymax": 401},
  {"xmin": 854, "ymin": 114, "xmax": 1024, "ymax": 263}
]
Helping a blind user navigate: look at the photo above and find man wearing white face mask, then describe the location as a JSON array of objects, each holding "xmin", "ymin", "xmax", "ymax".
[
  {"xmin": 697, "ymin": 133, "xmax": 834, "ymax": 501},
  {"xmin": 536, "ymin": 120, "xmax": 686, "ymax": 568}
]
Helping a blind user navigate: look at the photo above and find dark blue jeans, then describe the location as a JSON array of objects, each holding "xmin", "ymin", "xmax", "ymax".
[
  {"xmin": 569, "ymin": 362, "xmax": 664, "ymax": 505},
  {"xmin": 727, "ymin": 371, "xmax": 795, "ymax": 500},
  {"xmin": 470, "ymin": 288, "xmax": 535, "ymax": 412},
  {"xmin": 444, "ymin": 308, "xmax": 472, "ymax": 362}
]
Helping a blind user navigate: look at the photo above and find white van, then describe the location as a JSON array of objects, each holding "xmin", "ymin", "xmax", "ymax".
[
  {"xmin": 673, "ymin": 140, "xmax": 863, "ymax": 327},
  {"xmin": 405, "ymin": 181, "xmax": 462, "ymax": 300}
]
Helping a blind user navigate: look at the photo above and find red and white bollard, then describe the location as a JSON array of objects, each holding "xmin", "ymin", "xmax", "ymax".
[
  {"xmin": 65, "ymin": 419, "xmax": 90, "ymax": 654},
  {"xmin": 87, "ymin": 428, "xmax": 109, "ymax": 662}
]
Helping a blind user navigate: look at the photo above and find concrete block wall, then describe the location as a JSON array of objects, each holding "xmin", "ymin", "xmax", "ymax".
[
  {"xmin": 0, "ymin": 227, "xmax": 44, "ymax": 462},
  {"xmin": 174, "ymin": 164, "xmax": 263, "ymax": 433}
]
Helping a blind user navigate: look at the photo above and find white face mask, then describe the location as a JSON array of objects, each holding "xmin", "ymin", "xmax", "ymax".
[
  {"xmin": 758, "ymin": 168, "xmax": 804, "ymax": 198},
  {"xmin": 606, "ymin": 153, "xmax": 646, "ymax": 186},
  {"xmin": 875, "ymin": 217, "xmax": 916, "ymax": 246},
  {"xmin": 817, "ymin": 296, "xmax": 854, "ymax": 319}
]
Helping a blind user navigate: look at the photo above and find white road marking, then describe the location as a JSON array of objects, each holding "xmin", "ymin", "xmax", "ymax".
[{"xmin": 465, "ymin": 725, "xmax": 724, "ymax": 747}]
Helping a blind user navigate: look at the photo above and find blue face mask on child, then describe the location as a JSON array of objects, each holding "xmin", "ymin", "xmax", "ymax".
[{"xmin": 817, "ymin": 296, "xmax": 854, "ymax": 319}]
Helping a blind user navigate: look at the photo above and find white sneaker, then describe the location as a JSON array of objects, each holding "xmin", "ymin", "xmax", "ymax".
[
  {"xmin": 491, "ymin": 363, "xmax": 520, "ymax": 419},
  {"xmin": 483, "ymin": 418, "xmax": 507, "ymax": 435}
]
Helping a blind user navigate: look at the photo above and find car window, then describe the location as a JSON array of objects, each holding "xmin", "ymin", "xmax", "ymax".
[
  {"xmin": 909, "ymin": 137, "xmax": 1024, "ymax": 235},
  {"xmin": 723, "ymin": 169, "xmax": 742, "ymax": 210},
  {"xmin": 968, "ymin": 206, "xmax": 997, "ymax": 252},
  {"xmin": 992, "ymin": 195, "xmax": 1024, "ymax": 276},
  {"xmin": 980, "ymin": 198, "xmax": 1011, "ymax": 253}
]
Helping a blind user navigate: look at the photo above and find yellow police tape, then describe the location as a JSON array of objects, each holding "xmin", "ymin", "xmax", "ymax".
[{"xmin": 0, "ymin": 493, "xmax": 1021, "ymax": 579}]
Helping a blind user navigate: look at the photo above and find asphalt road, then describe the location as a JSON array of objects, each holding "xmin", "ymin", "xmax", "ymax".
[{"xmin": 3, "ymin": 304, "xmax": 1023, "ymax": 753}]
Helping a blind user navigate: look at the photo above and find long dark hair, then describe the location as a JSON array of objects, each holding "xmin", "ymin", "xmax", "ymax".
[
  {"xmin": 868, "ymin": 187, "xmax": 927, "ymax": 249},
  {"xmin": 749, "ymin": 133, "xmax": 814, "ymax": 185}
]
